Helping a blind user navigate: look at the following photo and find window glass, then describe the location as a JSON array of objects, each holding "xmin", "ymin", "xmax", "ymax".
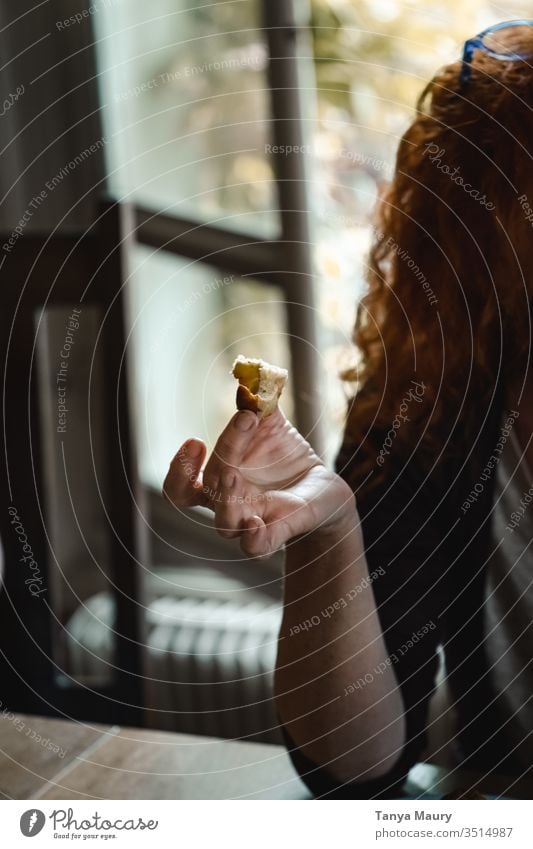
[
  {"xmin": 126, "ymin": 245, "xmax": 293, "ymax": 488},
  {"xmin": 94, "ymin": 0, "xmax": 277, "ymax": 235}
]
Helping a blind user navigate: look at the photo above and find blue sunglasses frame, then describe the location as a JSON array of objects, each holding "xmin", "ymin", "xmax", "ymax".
[{"xmin": 460, "ymin": 18, "xmax": 533, "ymax": 89}]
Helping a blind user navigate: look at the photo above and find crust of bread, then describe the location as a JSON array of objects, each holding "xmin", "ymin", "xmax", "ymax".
[{"xmin": 235, "ymin": 383, "xmax": 261, "ymax": 413}]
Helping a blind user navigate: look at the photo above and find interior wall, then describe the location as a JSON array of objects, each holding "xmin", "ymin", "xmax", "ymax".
[{"xmin": 0, "ymin": 0, "xmax": 106, "ymax": 233}]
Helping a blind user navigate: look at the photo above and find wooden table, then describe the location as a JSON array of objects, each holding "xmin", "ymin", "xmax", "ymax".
[
  {"xmin": 1, "ymin": 714, "xmax": 532, "ymax": 800},
  {"xmin": 0, "ymin": 714, "xmax": 310, "ymax": 800}
]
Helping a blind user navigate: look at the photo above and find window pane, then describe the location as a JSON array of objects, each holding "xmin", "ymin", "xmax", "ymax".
[
  {"xmin": 94, "ymin": 0, "xmax": 277, "ymax": 235},
  {"xmin": 126, "ymin": 246, "xmax": 293, "ymax": 488}
]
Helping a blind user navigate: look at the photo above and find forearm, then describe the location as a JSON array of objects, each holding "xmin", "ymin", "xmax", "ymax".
[{"xmin": 274, "ymin": 496, "xmax": 405, "ymax": 784}]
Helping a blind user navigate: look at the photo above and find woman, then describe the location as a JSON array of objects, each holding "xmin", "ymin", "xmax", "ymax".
[{"xmin": 163, "ymin": 21, "xmax": 533, "ymax": 798}]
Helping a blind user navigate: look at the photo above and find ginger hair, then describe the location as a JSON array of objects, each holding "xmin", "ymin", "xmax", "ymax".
[{"xmin": 343, "ymin": 24, "xmax": 533, "ymax": 490}]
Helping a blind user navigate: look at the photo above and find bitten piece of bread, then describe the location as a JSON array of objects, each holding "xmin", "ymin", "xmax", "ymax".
[{"xmin": 232, "ymin": 355, "xmax": 288, "ymax": 419}]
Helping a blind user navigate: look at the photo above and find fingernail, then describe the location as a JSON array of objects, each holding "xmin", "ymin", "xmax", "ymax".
[
  {"xmin": 236, "ymin": 412, "xmax": 255, "ymax": 431},
  {"xmin": 186, "ymin": 440, "xmax": 202, "ymax": 458},
  {"xmin": 248, "ymin": 523, "xmax": 259, "ymax": 535}
]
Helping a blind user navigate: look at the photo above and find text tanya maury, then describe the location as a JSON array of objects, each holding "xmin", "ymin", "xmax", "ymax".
[{"xmin": 375, "ymin": 811, "xmax": 453, "ymax": 823}]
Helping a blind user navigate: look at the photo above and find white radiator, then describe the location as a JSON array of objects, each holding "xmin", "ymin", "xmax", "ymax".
[{"xmin": 66, "ymin": 592, "xmax": 283, "ymax": 744}]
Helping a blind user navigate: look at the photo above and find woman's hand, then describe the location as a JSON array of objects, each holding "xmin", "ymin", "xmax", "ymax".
[{"xmin": 163, "ymin": 409, "xmax": 355, "ymax": 558}]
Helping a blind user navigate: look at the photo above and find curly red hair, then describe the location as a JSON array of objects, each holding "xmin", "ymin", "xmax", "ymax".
[{"xmin": 343, "ymin": 24, "xmax": 533, "ymax": 490}]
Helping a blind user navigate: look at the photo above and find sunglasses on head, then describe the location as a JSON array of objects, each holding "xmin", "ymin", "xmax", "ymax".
[{"xmin": 460, "ymin": 19, "xmax": 533, "ymax": 89}]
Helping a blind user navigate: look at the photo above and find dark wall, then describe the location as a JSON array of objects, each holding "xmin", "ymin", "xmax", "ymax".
[{"xmin": 0, "ymin": 0, "xmax": 106, "ymax": 233}]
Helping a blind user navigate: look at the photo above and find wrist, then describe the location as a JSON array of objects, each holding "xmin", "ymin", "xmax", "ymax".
[
  {"xmin": 283, "ymin": 476, "xmax": 363, "ymax": 585},
  {"xmin": 295, "ymin": 471, "xmax": 358, "ymax": 543},
  {"xmin": 316, "ymin": 484, "xmax": 358, "ymax": 539},
  {"xmin": 317, "ymin": 471, "xmax": 357, "ymax": 531}
]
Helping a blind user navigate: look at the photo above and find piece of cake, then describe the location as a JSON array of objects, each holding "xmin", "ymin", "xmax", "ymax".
[{"xmin": 231, "ymin": 355, "xmax": 288, "ymax": 419}]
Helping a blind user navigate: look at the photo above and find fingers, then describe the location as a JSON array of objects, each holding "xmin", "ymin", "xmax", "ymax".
[
  {"xmin": 162, "ymin": 438, "xmax": 209, "ymax": 508},
  {"xmin": 211, "ymin": 410, "xmax": 258, "ymax": 468},
  {"xmin": 240, "ymin": 514, "xmax": 290, "ymax": 559},
  {"xmin": 212, "ymin": 469, "xmax": 268, "ymax": 541},
  {"xmin": 212, "ymin": 468, "xmax": 247, "ymax": 539},
  {"xmin": 203, "ymin": 410, "xmax": 259, "ymax": 502},
  {"xmin": 240, "ymin": 515, "xmax": 269, "ymax": 557}
]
